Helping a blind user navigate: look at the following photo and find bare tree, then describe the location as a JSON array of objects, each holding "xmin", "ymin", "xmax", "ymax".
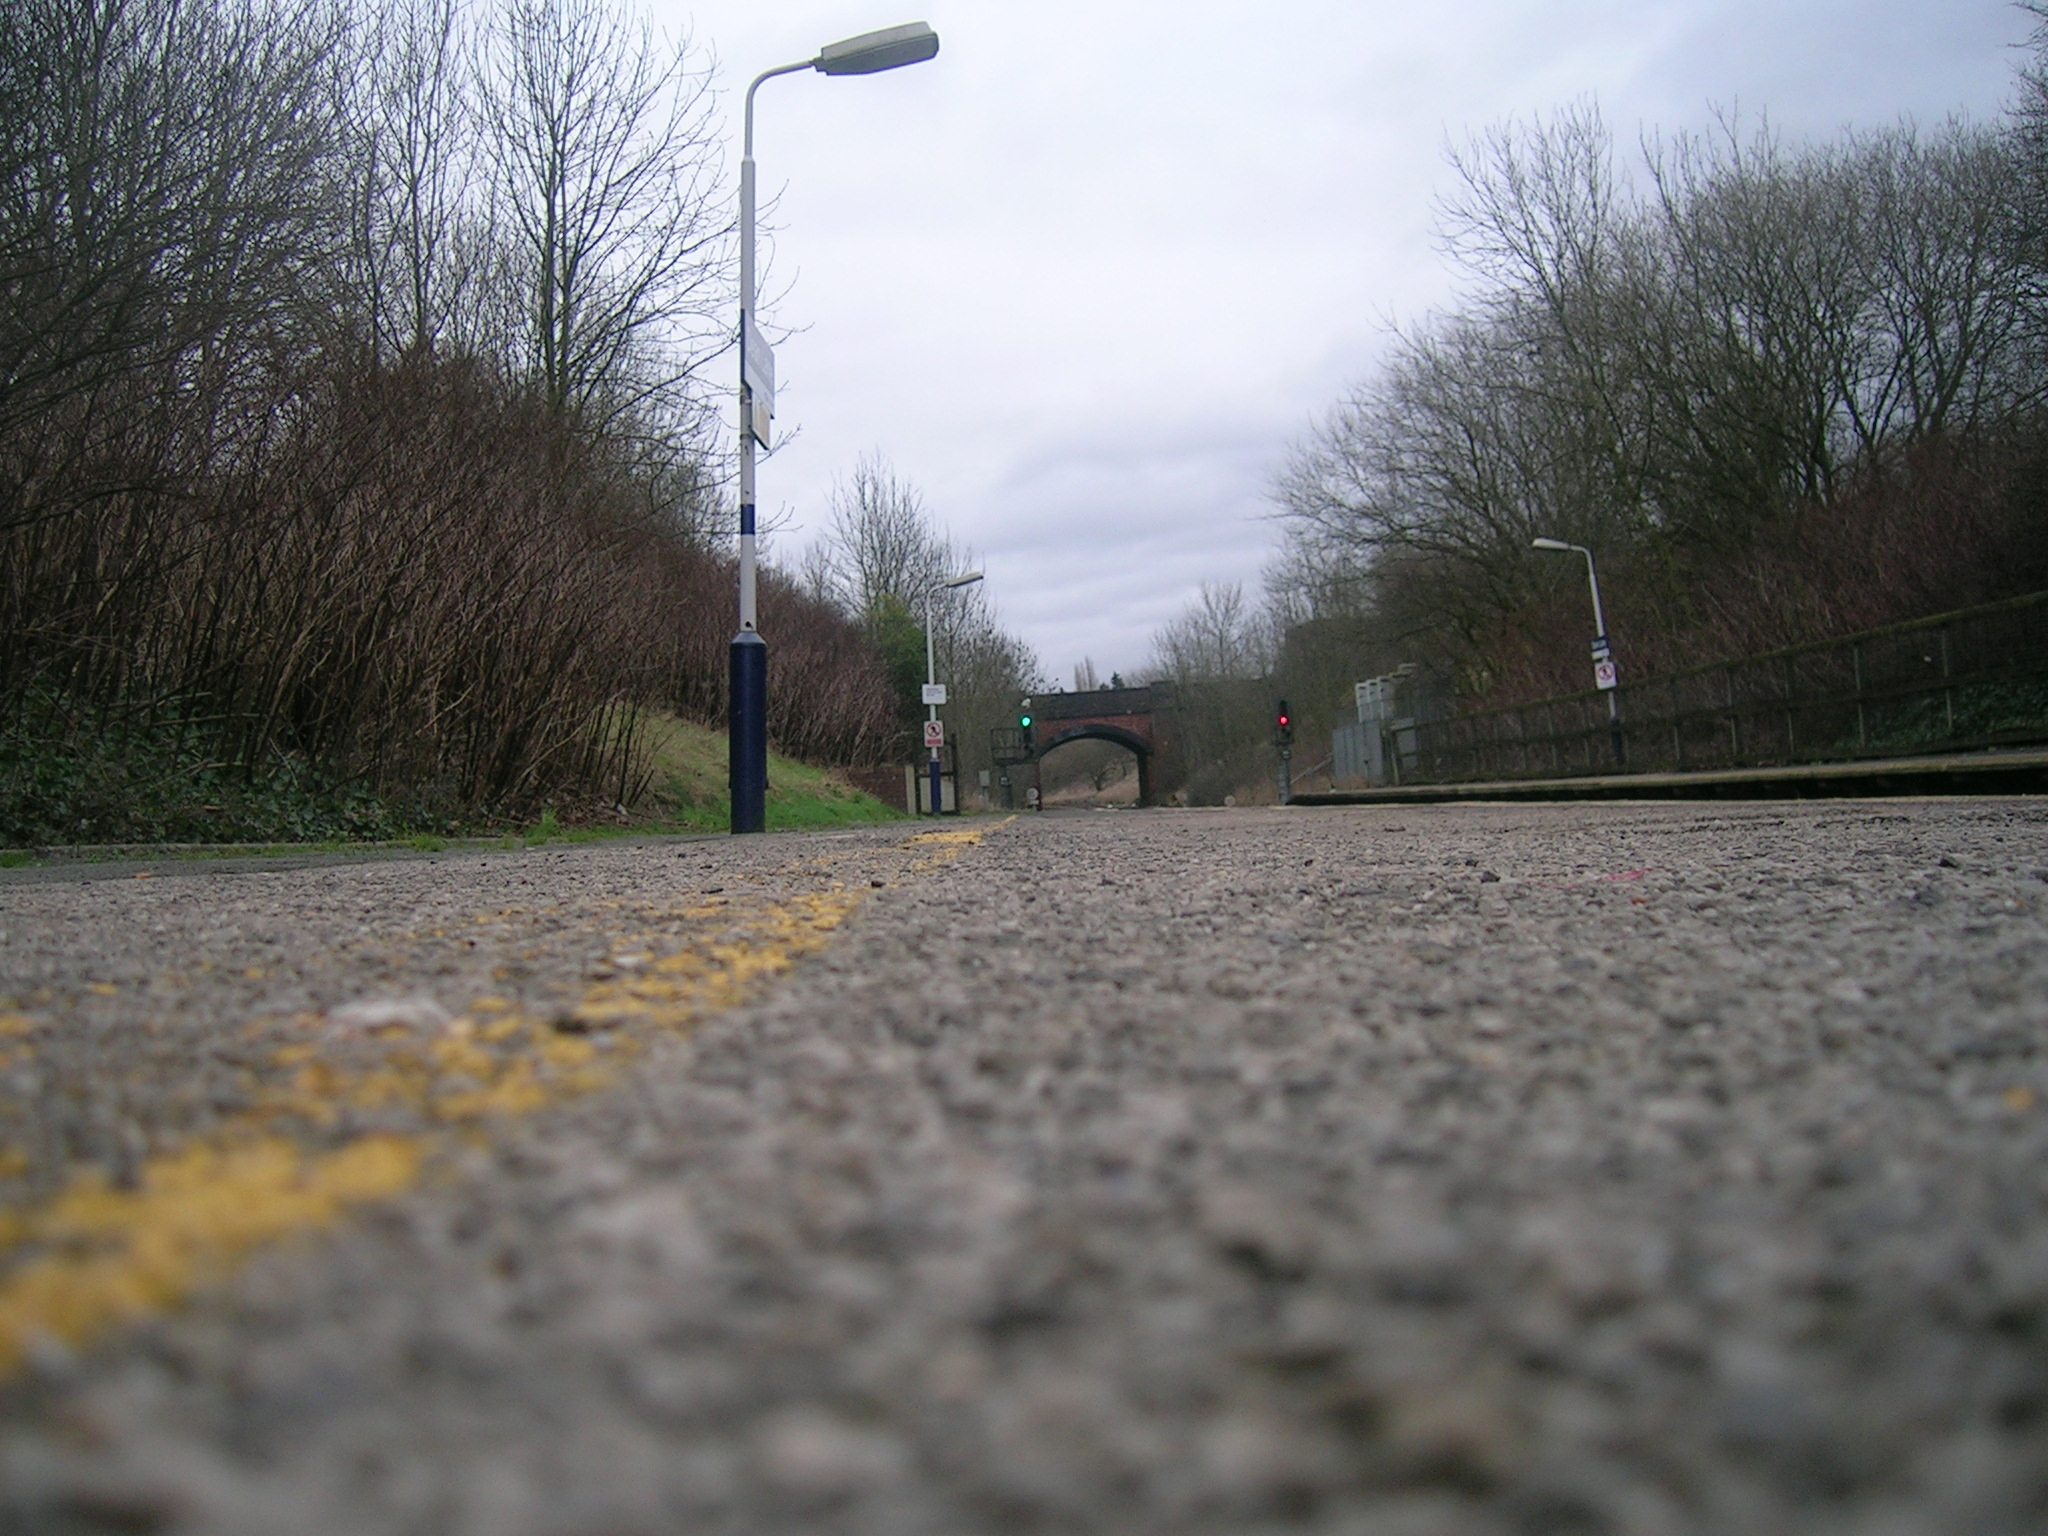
[
  {"xmin": 802, "ymin": 452, "xmax": 1040, "ymax": 775},
  {"xmin": 1275, "ymin": 96, "xmax": 2048, "ymax": 715},
  {"xmin": 1140, "ymin": 582, "xmax": 1280, "ymax": 803},
  {"xmin": 810, "ymin": 453, "xmax": 953, "ymax": 616},
  {"xmin": 0, "ymin": 0, "xmax": 351, "ymax": 522},
  {"xmin": 477, "ymin": 0, "xmax": 730, "ymax": 435},
  {"xmin": 1149, "ymin": 582, "xmax": 1273, "ymax": 683},
  {"xmin": 1854, "ymin": 120, "xmax": 2036, "ymax": 444},
  {"xmin": 343, "ymin": 0, "xmax": 492, "ymax": 365}
]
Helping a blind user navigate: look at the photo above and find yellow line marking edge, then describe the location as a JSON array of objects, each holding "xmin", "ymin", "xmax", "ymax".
[{"xmin": 0, "ymin": 826, "xmax": 1000, "ymax": 1374}]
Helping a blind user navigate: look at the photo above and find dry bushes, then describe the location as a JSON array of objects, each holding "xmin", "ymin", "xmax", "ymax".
[
  {"xmin": 0, "ymin": 353, "xmax": 897, "ymax": 839},
  {"xmin": 632, "ymin": 525, "xmax": 898, "ymax": 769},
  {"xmin": 0, "ymin": 0, "xmax": 901, "ymax": 843},
  {"xmin": 1273, "ymin": 102, "xmax": 2048, "ymax": 719},
  {"xmin": 1463, "ymin": 431, "xmax": 2048, "ymax": 707}
]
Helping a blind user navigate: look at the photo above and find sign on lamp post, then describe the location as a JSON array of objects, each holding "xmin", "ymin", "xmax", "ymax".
[
  {"xmin": 729, "ymin": 21, "xmax": 940, "ymax": 835},
  {"xmin": 1534, "ymin": 536, "xmax": 1625, "ymax": 765}
]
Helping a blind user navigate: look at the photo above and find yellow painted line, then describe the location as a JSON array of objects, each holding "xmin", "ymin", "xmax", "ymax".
[
  {"xmin": 905, "ymin": 815, "xmax": 1013, "ymax": 849},
  {"xmin": 0, "ymin": 1136, "xmax": 419, "ymax": 1373},
  {"xmin": 0, "ymin": 837, "xmax": 1012, "ymax": 1376},
  {"xmin": 901, "ymin": 816, "xmax": 1012, "ymax": 873},
  {"xmin": 571, "ymin": 887, "xmax": 865, "ymax": 1029}
]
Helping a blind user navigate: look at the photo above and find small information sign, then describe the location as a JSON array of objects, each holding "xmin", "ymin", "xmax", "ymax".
[
  {"xmin": 923, "ymin": 719, "xmax": 945, "ymax": 748},
  {"xmin": 921, "ymin": 683, "xmax": 947, "ymax": 705}
]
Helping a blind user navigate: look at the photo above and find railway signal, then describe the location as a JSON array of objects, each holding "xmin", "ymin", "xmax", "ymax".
[{"xmin": 1275, "ymin": 699, "xmax": 1294, "ymax": 804}]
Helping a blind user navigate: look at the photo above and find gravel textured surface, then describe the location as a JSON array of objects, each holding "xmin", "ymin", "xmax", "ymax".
[{"xmin": 2, "ymin": 800, "xmax": 2047, "ymax": 1535}]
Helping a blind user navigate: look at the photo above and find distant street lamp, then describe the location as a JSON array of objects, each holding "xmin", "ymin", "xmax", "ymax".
[
  {"xmin": 729, "ymin": 22, "xmax": 941, "ymax": 835},
  {"xmin": 923, "ymin": 571, "xmax": 983, "ymax": 815},
  {"xmin": 1532, "ymin": 536, "xmax": 1623, "ymax": 766}
]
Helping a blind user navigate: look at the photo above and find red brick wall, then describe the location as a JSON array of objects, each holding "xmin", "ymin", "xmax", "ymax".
[
  {"xmin": 1040, "ymin": 712, "xmax": 1153, "ymax": 745},
  {"xmin": 837, "ymin": 765, "xmax": 912, "ymax": 813}
]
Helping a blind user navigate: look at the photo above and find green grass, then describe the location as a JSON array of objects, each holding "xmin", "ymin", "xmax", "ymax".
[
  {"xmin": 622, "ymin": 714, "xmax": 903, "ymax": 835},
  {"xmin": 478, "ymin": 714, "xmax": 904, "ymax": 847},
  {"xmin": 0, "ymin": 708, "xmax": 900, "ymax": 864},
  {"xmin": 0, "ymin": 690, "xmax": 423, "ymax": 848}
]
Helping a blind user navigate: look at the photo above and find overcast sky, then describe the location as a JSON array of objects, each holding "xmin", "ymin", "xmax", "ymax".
[{"xmin": 657, "ymin": 0, "xmax": 2034, "ymax": 686}]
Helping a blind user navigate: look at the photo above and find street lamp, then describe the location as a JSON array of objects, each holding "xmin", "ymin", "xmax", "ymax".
[
  {"xmin": 729, "ymin": 22, "xmax": 941, "ymax": 835},
  {"xmin": 1531, "ymin": 536, "xmax": 1623, "ymax": 766},
  {"xmin": 923, "ymin": 570, "xmax": 982, "ymax": 816}
]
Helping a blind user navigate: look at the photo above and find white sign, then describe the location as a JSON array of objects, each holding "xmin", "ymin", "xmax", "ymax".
[
  {"xmin": 743, "ymin": 318, "xmax": 775, "ymax": 445},
  {"xmin": 921, "ymin": 683, "xmax": 947, "ymax": 705},
  {"xmin": 1593, "ymin": 659, "xmax": 1619, "ymax": 691},
  {"xmin": 923, "ymin": 719, "xmax": 945, "ymax": 748}
]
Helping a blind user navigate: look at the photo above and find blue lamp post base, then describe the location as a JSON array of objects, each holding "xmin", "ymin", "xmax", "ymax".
[{"xmin": 729, "ymin": 630, "xmax": 768, "ymax": 834}]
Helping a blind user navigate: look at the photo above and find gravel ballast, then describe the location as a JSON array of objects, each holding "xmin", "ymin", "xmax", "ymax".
[{"xmin": 1, "ymin": 800, "xmax": 2045, "ymax": 1535}]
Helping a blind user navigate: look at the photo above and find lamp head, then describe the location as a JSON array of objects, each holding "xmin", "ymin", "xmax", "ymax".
[
  {"xmin": 1531, "ymin": 537, "xmax": 1573, "ymax": 552},
  {"xmin": 815, "ymin": 22, "xmax": 939, "ymax": 76},
  {"xmin": 944, "ymin": 570, "xmax": 984, "ymax": 589}
]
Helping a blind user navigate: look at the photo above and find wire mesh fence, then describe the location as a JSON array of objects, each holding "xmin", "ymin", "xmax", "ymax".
[{"xmin": 1391, "ymin": 591, "xmax": 2048, "ymax": 785}]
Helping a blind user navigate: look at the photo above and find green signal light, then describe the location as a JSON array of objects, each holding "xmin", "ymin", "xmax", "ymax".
[{"xmin": 1019, "ymin": 715, "xmax": 1032, "ymax": 728}]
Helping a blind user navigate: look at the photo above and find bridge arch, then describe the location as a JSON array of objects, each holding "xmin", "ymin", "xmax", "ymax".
[
  {"xmin": 1016, "ymin": 682, "xmax": 1183, "ymax": 807},
  {"xmin": 1039, "ymin": 724, "xmax": 1154, "ymax": 806}
]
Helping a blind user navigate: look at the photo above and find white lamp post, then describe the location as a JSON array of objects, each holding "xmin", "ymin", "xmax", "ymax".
[
  {"xmin": 922, "ymin": 571, "xmax": 982, "ymax": 815},
  {"xmin": 729, "ymin": 22, "xmax": 940, "ymax": 834},
  {"xmin": 1532, "ymin": 536, "xmax": 1623, "ymax": 765}
]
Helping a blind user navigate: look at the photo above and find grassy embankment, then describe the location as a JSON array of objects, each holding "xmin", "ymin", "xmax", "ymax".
[
  {"xmin": 0, "ymin": 713, "xmax": 900, "ymax": 863},
  {"xmin": 625, "ymin": 714, "xmax": 901, "ymax": 836}
]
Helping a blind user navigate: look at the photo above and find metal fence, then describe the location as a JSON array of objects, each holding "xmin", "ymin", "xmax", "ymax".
[
  {"xmin": 1392, "ymin": 590, "xmax": 2048, "ymax": 785},
  {"xmin": 1331, "ymin": 719, "xmax": 1369, "ymax": 784}
]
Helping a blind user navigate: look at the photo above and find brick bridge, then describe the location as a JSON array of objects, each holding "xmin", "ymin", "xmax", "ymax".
[{"xmin": 1026, "ymin": 682, "xmax": 1183, "ymax": 806}]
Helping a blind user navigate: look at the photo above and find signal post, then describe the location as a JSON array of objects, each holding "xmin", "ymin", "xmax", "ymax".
[{"xmin": 1275, "ymin": 699, "xmax": 1294, "ymax": 804}]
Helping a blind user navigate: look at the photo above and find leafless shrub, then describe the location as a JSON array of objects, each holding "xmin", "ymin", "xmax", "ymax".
[
  {"xmin": 0, "ymin": 0, "xmax": 897, "ymax": 832},
  {"xmin": 1271, "ymin": 89, "xmax": 2048, "ymax": 720}
]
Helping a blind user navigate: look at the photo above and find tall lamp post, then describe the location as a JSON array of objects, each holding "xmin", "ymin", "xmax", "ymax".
[
  {"xmin": 730, "ymin": 21, "xmax": 940, "ymax": 834},
  {"xmin": 1531, "ymin": 536, "xmax": 1624, "ymax": 767},
  {"xmin": 923, "ymin": 571, "xmax": 983, "ymax": 815}
]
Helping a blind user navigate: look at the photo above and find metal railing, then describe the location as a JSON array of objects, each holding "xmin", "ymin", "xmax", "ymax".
[{"xmin": 1392, "ymin": 591, "xmax": 2048, "ymax": 785}]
